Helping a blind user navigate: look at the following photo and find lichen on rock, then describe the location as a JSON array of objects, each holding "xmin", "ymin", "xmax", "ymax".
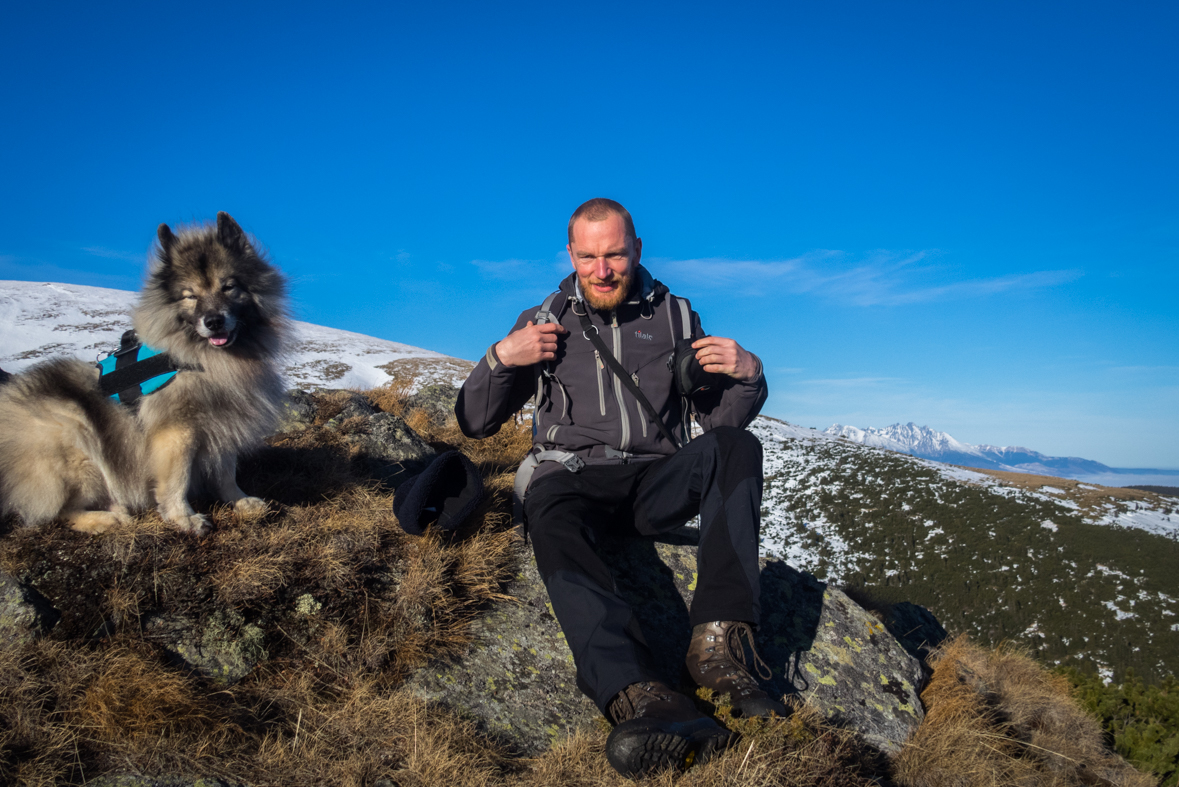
[
  {"xmin": 146, "ymin": 609, "xmax": 267, "ymax": 685},
  {"xmin": 0, "ymin": 569, "xmax": 59, "ymax": 648}
]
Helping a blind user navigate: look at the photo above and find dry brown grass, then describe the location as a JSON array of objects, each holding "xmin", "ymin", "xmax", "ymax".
[
  {"xmin": 893, "ymin": 636, "xmax": 1157, "ymax": 787},
  {"xmin": 367, "ymin": 375, "xmax": 416, "ymax": 416}
]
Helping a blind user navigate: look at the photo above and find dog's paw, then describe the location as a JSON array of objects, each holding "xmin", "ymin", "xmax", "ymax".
[
  {"xmin": 234, "ymin": 496, "xmax": 269, "ymax": 517},
  {"xmin": 67, "ymin": 510, "xmax": 132, "ymax": 534},
  {"xmin": 173, "ymin": 513, "xmax": 212, "ymax": 536}
]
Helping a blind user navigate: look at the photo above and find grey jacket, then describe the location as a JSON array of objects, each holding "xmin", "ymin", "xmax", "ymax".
[{"xmin": 456, "ymin": 265, "xmax": 768, "ymax": 464}]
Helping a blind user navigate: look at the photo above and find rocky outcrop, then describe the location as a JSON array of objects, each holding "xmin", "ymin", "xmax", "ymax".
[
  {"xmin": 404, "ymin": 382, "xmax": 459, "ymax": 425},
  {"xmin": 0, "ymin": 569, "xmax": 59, "ymax": 647},
  {"xmin": 407, "ymin": 531, "xmax": 932, "ymax": 756},
  {"xmin": 145, "ymin": 609, "xmax": 267, "ymax": 685},
  {"xmin": 346, "ymin": 412, "xmax": 436, "ymax": 469},
  {"xmin": 275, "ymin": 389, "xmax": 318, "ymax": 433},
  {"xmin": 274, "ymin": 389, "xmax": 436, "ymax": 484}
]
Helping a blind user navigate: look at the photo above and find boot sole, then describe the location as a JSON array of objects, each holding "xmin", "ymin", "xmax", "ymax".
[{"xmin": 606, "ymin": 717, "xmax": 734, "ymax": 777}]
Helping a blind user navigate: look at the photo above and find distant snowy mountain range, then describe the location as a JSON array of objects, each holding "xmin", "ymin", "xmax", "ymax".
[{"xmin": 824, "ymin": 422, "xmax": 1179, "ymax": 487}]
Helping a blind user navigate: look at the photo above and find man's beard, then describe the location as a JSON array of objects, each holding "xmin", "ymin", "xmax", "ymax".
[{"xmin": 580, "ymin": 271, "xmax": 634, "ymax": 311}]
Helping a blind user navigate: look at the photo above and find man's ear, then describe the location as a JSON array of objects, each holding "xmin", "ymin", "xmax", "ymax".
[
  {"xmin": 157, "ymin": 224, "xmax": 177, "ymax": 263},
  {"xmin": 632, "ymin": 237, "xmax": 642, "ymax": 268},
  {"xmin": 216, "ymin": 211, "xmax": 247, "ymax": 251},
  {"xmin": 567, "ymin": 243, "xmax": 576, "ymax": 269}
]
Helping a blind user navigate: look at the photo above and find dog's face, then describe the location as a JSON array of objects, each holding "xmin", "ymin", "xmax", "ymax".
[
  {"xmin": 150, "ymin": 213, "xmax": 286, "ymax": 353},
  {"xmin": 174, "ymin": 274, "xmax": 248, "ymax": 348}
]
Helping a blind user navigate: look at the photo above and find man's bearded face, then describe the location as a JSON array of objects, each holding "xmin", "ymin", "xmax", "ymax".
[{"xmin": 568, "ymin": 214, "xmax": 640, "ymax": 312}]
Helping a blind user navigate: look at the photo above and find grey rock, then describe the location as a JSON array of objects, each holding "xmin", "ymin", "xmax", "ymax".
[
  {"xmin": 407, "ymin": 533, "xmax": 927, "ymax": 756},
  {"xmin": 0, "ymin": 366, "xmax": 11, "ymax": 385},
  {"xmin": 274, "ymin": 389, "xmax": 435, "ymax": 486},
  {"xmin": 146, "ymin": 609, "xmax": 267, "ymax": 685},
  {"xmin": 349, "ymin": 411, "xmax": 437, "ymax": 484},
  {"xmin": 0, "ymin": 569, "xmax": 59, "ymax": 647},
  {"xmin": 275, "ymin": 388, "xmax": 319, "ymax": 433},
  {"xmin": 321, "ymin": 390, "xmax": 377, "ymax": 429},
  {"xmin": 405, "ymin": 382, "xmax": 459, "ymax": 425},
  {"xmin": 773, "ymin": 580, "xmax": 925, "ymax": 754}
]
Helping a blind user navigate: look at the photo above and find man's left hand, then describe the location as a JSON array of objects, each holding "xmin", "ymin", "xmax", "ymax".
[{"xmin": 692, "ymin": 336, "xmax": 759, "ymax": 382}]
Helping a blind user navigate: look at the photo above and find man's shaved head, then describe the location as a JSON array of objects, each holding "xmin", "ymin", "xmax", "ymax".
[{"xmin": 567, "ymin": 198, "xmax": 636, "ymax": 245}]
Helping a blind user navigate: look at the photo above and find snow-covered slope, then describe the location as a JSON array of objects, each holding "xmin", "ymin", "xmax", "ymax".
[
  {"xmin": 825, "ymin": 421, "xmax": 1178, "ymax": 487},
  {"xmin": 0, "ymin": 281, "xmax": 472, "ymax": 390}
]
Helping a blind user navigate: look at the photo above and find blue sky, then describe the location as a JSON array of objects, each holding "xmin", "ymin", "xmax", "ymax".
[{"xmin": 1, "ymin": 1, "xmax": 1176, "ymax": 467}]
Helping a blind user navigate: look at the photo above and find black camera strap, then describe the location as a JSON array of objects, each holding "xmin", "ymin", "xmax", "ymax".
[{"xmin": 576, "ymin": 309, "xmax": 682, "ymax": 449}]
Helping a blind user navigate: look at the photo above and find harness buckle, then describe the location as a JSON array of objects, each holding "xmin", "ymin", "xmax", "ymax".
[{"xmin": 559, "ymin": 454, "xmax": 585, "ymax": 473}]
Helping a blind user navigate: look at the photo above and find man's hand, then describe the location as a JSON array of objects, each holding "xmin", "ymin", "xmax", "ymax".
[
  {"xmin": 495, "ymin": 321, "xmax": 569, "ymax": 368},
  {"xmin": 692, "ymin": 336, "xmax": 759, "ymax": 382}
]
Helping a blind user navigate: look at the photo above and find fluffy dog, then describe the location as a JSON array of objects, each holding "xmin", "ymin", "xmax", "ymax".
[{"xmin": 0, "ymin": 212, "xmax": 289, "ymax": 535}]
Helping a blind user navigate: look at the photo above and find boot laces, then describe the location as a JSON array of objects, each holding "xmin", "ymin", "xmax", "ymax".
[{"xmin": 724, "ymin": 622, "xmax": 773, "ymax": 682}]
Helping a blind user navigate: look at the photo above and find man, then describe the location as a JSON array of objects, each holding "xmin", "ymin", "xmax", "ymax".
[{"xmin": 456, "ymin": 198, "xmax": 785, "ymax": 777}]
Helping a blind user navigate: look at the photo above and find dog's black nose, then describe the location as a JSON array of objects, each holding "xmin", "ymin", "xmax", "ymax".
[{"xmin": 203, "ymin": 314, "xmax": 225, "ymax": 332}]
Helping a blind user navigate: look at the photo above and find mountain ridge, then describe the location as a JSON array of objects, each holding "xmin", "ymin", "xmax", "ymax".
[{"xmin": 825, "ymin": 421, "xmax": 1179, "ymax": 486}]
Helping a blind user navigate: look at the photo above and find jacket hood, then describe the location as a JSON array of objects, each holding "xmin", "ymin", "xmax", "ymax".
[{"xmin": 563, "ymin": 264, "xmax": 665, "ymax": 307}]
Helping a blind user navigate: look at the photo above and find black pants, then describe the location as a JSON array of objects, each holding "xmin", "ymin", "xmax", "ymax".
[{"xmin": 524, "ymin": 426, "xmax": 764, "ymax": 713}]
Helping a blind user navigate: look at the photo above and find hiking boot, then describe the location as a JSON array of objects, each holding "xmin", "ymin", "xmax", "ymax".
[
  {"xmin": 685, "ymin": 620, "xmax": 790, "ymax": 718},
  {"xmin": 605, "ymin": 680, "xmax": 734, "ymax": 777}
]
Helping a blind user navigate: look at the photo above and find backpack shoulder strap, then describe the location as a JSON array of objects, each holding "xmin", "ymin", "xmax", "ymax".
[
  {"xmin": 531, "ymin": 290, "xmax": 567, "ymax": 419},
  {"xmin": 664, "ymin": 293, "xmax": 693, "ymax": 342},
  {"xmin": 664, "ymin": 293, "xmax": 695, "ymax": 444},
  {"xmin": 535, "ymin": 291, "xmax": 564, "ymax": 326}
]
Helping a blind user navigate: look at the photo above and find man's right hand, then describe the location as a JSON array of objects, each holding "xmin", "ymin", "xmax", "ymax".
[{"xmin": 495, "ymin": 321, "xmax": 568, "ymax": 367}]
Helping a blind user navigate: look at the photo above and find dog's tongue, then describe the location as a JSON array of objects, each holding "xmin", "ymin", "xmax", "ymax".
[{"xmin": 209, "ymin": 333, "xmax": 230, "ymax": 347}]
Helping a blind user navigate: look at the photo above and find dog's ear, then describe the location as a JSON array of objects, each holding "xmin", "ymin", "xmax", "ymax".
[
  {"xmin": 157, "ymin": 224, "xmax": 177, "ymax": 261},
  {"xmin": 217, "ymin": 211, "xmax": 247, "ymax": 251}
]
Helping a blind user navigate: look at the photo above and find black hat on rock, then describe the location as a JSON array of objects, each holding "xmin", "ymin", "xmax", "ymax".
[{"xmin": 393, "ymin": 450, "xmax": 485, "ymax": 535}]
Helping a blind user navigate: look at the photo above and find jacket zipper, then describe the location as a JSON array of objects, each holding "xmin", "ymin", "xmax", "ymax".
[
  {"xmin": 612, "ymin": 310, "xmax": 631, "ymax": 451},
  {"xmin": 594, "ymin": 350, "xmax": 606, "ymax": 416},
  {"xmin": 633, "ymin": 372, "xmax": 648, "ymax": 438}
]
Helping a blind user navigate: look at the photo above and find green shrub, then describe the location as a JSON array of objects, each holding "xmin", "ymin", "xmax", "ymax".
[{"xmin": 1060, "ymin": 666, "xmax": 1179, "ymax": 786}]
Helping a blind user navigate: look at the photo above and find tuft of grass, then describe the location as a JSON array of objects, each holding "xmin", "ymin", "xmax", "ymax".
[
  {"xmin": 367, "ymin": 376, "xmax": 415, "ymax": 416},
  {"xmin": 893, "ymin": 635, "xmax": 1157, "ymax": 787}
]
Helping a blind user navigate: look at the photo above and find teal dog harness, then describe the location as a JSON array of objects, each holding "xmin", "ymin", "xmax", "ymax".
[{"xmin": 96, "ymin": 330, "xmax": 186, "ymax": 405}]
